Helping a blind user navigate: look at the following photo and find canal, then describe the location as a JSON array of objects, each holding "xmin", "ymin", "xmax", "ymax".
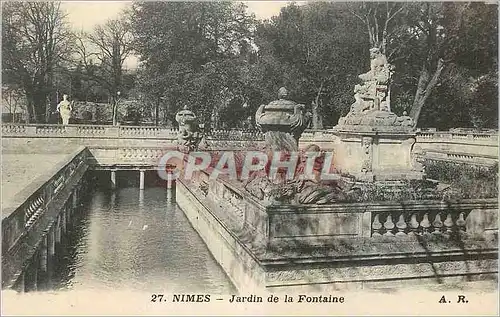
[{"xmin": 28, "ymin": 171, "xmax": 236, "ymax": 294}]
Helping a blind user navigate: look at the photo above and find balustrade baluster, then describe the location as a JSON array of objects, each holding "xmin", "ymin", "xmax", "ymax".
[
  {"xmin": 408, "ymin": 213, "xmax": 420, "ymax": 236},
  {"xmin": 25, "ymin": 205, "xmax": 33, "ymax": 220},
  {"xmin": 443, "ymin": 213, "xmax": 454, "ymax": 234},
  {"xmin": 420, "ymin": 213, "xmax": 431, "ymax": 234},
  {"xmin": 432, "ymin": 212, "xmax": 443, "ymax": 234},
  {"xmin": 383, "ymin": 214, "xmax": 395, "ymax": 236},
  {"xmin": 456, "ymin": 212, "xmax": 467, "ymax": 233},
  {"xmin": 371, "ymin": 213, "xmax": 383, "ymax": 237},
  {"xmin": 395, "ymin": 214, "xmax": 407, "ymax": 236}
]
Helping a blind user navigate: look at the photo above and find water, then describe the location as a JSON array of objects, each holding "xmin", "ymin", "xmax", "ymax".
[{"xmin": 42, "ymin": 185, "xmax": 236, "ymax": 294}]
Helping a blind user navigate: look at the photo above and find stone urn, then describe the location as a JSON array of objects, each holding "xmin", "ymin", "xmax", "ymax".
[
  {"xmin": 255, "ymin": 87, "xmax": 311, "ymax": 152},
  {"xmin": 175, "ymin": 105, "xmax": 203, "ymax": 153}
]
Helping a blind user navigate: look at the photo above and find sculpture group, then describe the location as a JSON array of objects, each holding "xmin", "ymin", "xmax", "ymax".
[
  {"xmin": 175, "ymin": 47, "xmax": 425, "ymax": 204},
  {"xmin": 338, "ymin": 47, "xmax": 414, "ymax": 129}
]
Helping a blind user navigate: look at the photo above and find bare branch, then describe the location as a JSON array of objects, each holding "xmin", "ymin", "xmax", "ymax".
[{"xmin": 346, "ymin": 3, "xmax": 369, "ymax": 25}]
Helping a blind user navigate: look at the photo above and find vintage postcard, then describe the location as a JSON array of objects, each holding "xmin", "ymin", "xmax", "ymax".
[{"xmin": 1, "ymin": 0, "xmax": 498, "ymax": 316}]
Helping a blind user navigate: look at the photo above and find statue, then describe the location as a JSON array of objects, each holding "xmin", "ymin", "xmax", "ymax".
[
  {"xmin": 394, "ymin": 111, "xmax": 414, "ymax": 126},
  {"xmin": 336, "ymin": 47, "xmax": 414, "ymax": 130},
  {"xmin": 57, "ymin": 94, "xmax": 72, "ymax": 125},
  {"xmin": 353, "ymin": 47, "xmax": 393, "ymax": 113},
  {"xmin": 175, "ymin": 105, "xmax": 203, "ymax": 152}
]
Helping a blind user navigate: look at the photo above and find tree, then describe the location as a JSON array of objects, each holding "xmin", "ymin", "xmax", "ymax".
[
  {"xmin": 131, "ymin": 1, "xmax": 255, "ymax": 128},
  {"xmin": 347, "ymin": 2, "xmax": 406, "ymax": 56},
  {"xmin": 349, "ymin": 2, "xmax": 498, "ymax": 128},
  {"xmin": 2, "ymin": 86, "xmax": 26, "ymax": 122},
  {"xmin": 76, "ymin": 17, "xmax": 134, "ymax": 125},
  {"xmin": 2, "ymin": 2, "xmax": 74, "ymax": 123},
  {"xmin": 253, "ymin": 2, "xmax": 369, "ymax": 128}
]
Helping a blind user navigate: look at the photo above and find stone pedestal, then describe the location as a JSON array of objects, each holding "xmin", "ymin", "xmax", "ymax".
[
  {"xmin": 328, "ymin": 47, "xmax": 424, "ymax": 181},
  {"xmin": 331, "ymin": 127, "xmax": 425, "ymax": 181}
]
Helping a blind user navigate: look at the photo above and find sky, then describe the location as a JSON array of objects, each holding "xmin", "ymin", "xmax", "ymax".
[
  {"xmin": 61, "ymin": 1, "xmax": 303, "ymax": 69},
  {"xmin": 61, "ymin": 1, "xmax": 298, "ymax": 31}
]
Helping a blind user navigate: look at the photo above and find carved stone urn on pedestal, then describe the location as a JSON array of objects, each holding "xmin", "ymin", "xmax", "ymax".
[
  {"xmin": 255, "ymin": 87, "xmax": 311, "ymax": 152},
  {"xmin": 175, "ymin": 105, "xmax": 203, "ymax": 153}
]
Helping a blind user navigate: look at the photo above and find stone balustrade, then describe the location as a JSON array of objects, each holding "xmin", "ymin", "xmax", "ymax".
[
  {"xmin": 23, "ymin": 190, "xmax": 45, "ymax": 229},
  {"xmin": 178, "ymin": 171, "xmax": 498, "ymax": 292},
  {"xmin": 415, "ymin": 129, "xmax": 498, "ymax": 166},
  {"xmin": 2, "ymin": 124, "xmax": 498, "ymax": 167},
  {"xmin": 1, "ymin": 147, "xmax": 89, "ymax": 255},
  {"xmin": 3, "ymin": 123, "xmax": 497, "ymax": 142},
  {"xmin": 416, "ymin": 128, "xmax": 498, "ymax": 142},
  {"xmin": 300, "ymin": 129, "xmax": 338, "ymax": 141},
  {"xmin": 0, "ymin": 123, "xmax": 343, "ymax": 142},
  {"xmin": 2, "ymin": 123, "xmax": 180, "ymax": 139},
  {"xmin": 368, "ymin": 200, "xmax": 498, "ymax": 239},
  {"xmin": 187, "ymin": 170, "xmax": 498, "ymax": 250},
  {"xmin": 372, "ymin": 209, "xmax": 468, "ymax": 237}
]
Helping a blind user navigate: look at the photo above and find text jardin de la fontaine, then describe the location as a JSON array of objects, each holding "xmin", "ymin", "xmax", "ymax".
[
  {"xmin": 166, "ymin": 294, "xmax": 345, "ymax": 303},
  {"xmin": 228, "ymin": 294, "xmax": 345, "ymax": 303}
]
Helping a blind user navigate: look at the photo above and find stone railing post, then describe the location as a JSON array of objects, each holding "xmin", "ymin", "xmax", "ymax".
[
  {"xmin": 65, "ymin": 125, "xmax": 79, "ymax": 136},
  {"xmin": 26, "ymin": 126, "xmax": 37, "ymax": 136},
  {"xmin": 362, "ymin": 211, "xmax": 372, "ymax": 237},
  {"xmin": 105, "ymin": 126, "xmax": 120, "ymax": 138}
]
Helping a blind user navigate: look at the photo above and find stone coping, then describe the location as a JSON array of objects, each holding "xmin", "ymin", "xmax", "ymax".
[
  {"xmin": 333, "ymin": 126, "xmax": 417, "ymax": 135},
  {"xmin": 3, "ymin": 123, "xmax": 497, "ymax": 138},
  {"xmin": 1, "ymin": 146, "xmax": 88, "ymax": 220},
  {"xmin": 265, "ymin": 199, "xmax": 498, "ymax": 213},
  {"xmin": 203, "ymin": 170, "xmax": 497, "ymax": 210},
  {"xmin": 425, "ymin": 149, "xmax": 498, "ymax": 160},
  {"xmin": 260, "ymin": 235, "xmax": 499, "ymax": 264}
]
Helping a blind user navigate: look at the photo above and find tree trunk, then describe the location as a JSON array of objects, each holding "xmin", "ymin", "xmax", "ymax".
[
  {"xmin": 30, "ymin": 90, "xmax": 44, "ymax": 123},
  {"xmin": 311, "ymin": 101, "xmax": 323, "ymax": 130},
  {"xmin": 34, "ymin": 86, "xmax": 51, "ymax": 123},
  {"xmin": 112, "ymin": 97, "xmax": 118, "ymax": 126},
  {"xmin": 25, "ymin": 91, "xmax": 34, "ymax": 124},
  {"xmin": 312, "ymin": 83, "xmax": 324, "ymax": 129},
  {"xmin": 155, "ymin": 97, "xmax": 160, "ymax": 126},
  {"xmin": 45, "ymin": 96, "xmax": 51, "ymax": 123},
  {"xmin": 409, "ymin": 58, "xmax": 445, "ymax": 127}
]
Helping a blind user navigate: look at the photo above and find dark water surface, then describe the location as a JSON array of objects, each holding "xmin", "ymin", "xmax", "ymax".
[{"xmin": 45, "ymin": 186, "xmax": 235, "ymax": 294}]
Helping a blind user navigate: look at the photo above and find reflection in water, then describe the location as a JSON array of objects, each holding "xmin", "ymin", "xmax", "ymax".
[
  {"xmin": 139, "ymin": 190, "xmax": 144, "ymax": 207},
  {"xmin": 37, "ymin": 186, "xmax": 235, "ymax": 294}
]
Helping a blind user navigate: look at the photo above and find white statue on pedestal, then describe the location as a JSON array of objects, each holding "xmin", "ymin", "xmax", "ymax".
[{"xmin": 57, "ymin": 94, "xmax": 72, "ymax": 125}]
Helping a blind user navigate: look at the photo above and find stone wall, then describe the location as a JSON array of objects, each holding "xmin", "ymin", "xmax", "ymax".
[
  {"xmin": 2, "ymin": 147, "xmax": 90, "ymax": 289},
  {"xmin": 177, "ymin": 173, "xmax": 498, "ymax": 292}
]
